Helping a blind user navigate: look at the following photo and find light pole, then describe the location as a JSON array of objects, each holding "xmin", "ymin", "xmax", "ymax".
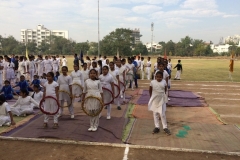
[
  {"xmin": 98, "ymin": 0, "xmax": 100, "ymax": 58},
  {"xmin": 151, "ymin": 22, "xmax": 154, "ymax": 53}
]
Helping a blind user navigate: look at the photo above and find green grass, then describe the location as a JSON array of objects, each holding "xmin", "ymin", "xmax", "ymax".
[
  {"xmin": 65, "ymin": 56, "xmax": 240, "ymax": 82},
  {"xmin": 122, "ymin": 103, "xmax": 135, "ymax": 142}
]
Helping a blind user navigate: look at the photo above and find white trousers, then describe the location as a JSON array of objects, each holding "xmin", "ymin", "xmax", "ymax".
[
  {"xmin": 146, "ymin": 67, "xmax": 151, "ymax": 80},
  {"xmin": 29, "ymin": 69, "xmax": 35, "ymax": 82},
  {"xmin": 3, "ymin": 70, "xmax": 7, "ymax": 81},
  {"xmin": 106, "ymin": 104, "xmax": 111, "ymax": 117},
  {"xmin": 90, "ymin": 110, "xmax": 99, "ymax": 128},
  {"xmin": 0, "ymin": 116, "xmax": 10, "ymax": 126},
  {"xmin": 153, "ymin": 104, "xmax": 167, "ymax": 129},
  {"xmin": 59, "ymin": 100, "xmax": 74, "ymax": 116},
  {"xmin": 175, "ymin": 70, "xmax": 181, "ymax": 79},
  {"xmin": 141, "ymin": 70, "xmax": 145, "ymax": 80},
  {"xmin": 44, "ymin": 114, "xmax": 58, "ymax": 123},
  {"xmin": 11, "ymin": 107, "xmax": 33, "ymax": 116}
]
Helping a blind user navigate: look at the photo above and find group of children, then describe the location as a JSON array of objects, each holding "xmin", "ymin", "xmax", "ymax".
[{"xmin": 0, "ymin": 54, "xmax": 184, "ymax": 136}]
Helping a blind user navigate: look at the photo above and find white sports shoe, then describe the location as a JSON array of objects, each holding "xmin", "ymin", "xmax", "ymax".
[
  {"xmin": 88, "ymin": 127, "xmax": 93, "ymax": 131},
  {"xmin": 71, "ymin": 115, "xmax": 75, "ymax": 119},
  {"xmin": 92, "ymin": 127, "xmax": 98, "ymax": 132},
  {"xmin": 106, "ymin": 116, "xmax": 111, "ymax": 120},
  {"xmin": 168, "ymin": 98, "xmax": 170, "ymax": 101}
]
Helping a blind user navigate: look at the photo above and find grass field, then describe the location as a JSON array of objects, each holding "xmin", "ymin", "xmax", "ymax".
[{"xmin": 65, "ymin": 56, "xmax": 240, "ymax": 82}]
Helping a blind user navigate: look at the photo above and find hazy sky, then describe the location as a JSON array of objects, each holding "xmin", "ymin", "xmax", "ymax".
[{"xmin": 0, "ymin": 0, "xmax": 240, "ymax": 44}]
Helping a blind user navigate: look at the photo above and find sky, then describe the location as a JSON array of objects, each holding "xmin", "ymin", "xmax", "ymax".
[{"xmin": 0, "ymin": 0, "xmax": 240, "ymax": 44}]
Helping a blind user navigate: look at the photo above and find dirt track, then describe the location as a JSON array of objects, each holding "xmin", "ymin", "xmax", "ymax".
[{"xmin": 0, "ymin": 140, "xmax": 239, "ymax": 160}]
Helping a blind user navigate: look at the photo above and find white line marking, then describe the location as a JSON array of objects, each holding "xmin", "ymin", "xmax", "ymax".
[
  {"xmin": 212, "ymin": 98, "xmax": 240, "ymax": 101},
  {"xmin": 123, "ymin": 144, "xmax": 129, "ymax": 160},
  {"xmin": 0, "ymin": 136, "xmax": 240, "ymax": 156}
]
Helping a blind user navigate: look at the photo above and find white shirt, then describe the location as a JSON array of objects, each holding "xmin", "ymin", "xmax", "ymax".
[
  {"xmin": 146, "ymin": 61, "xmax": 151, "ymax": 67},
  {"xmin": 140, "ymin": 60, "xmax": 145, "ymax": 70},
  {"xmin": 44, "ymin": 81, "xmax": 59, "ymax": 97},
  {"xmin": 81, "ymin": 69, "xmax": 89, "ymax": 81},
  {"xmin": 0, "ymin": 102, "xmax": 11, "ymax": 116},
  {"xmin": 62, "ymin": 58, "xmax": 67, "ymax": 66},
  {"xmin": 154, "ymin": 70, "xmax": 169, "ymax": 81},
  {"xmin": 31, "ymin": 91, "xmax": 43, "ymax": 103},
  {"xmin": 29, "ymin": 61, "xmax": 35, "ymax": 70}
]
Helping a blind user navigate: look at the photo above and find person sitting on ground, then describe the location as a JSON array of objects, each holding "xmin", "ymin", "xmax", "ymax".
[
  {"xmin": 0, "ymin": 94, "xmax": 15, "ymax": 127},
  {"xmin": 0, "ymin": 80, "xmax": 18, "ymax": 100}
]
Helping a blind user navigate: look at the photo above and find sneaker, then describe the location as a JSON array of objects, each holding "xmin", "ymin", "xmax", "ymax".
[
  {"xmin": 52, "ymin": 123, "xmax": 58, "ymax": 129},
  {"xmin": 88, "ymin": 127, "xmax": 93, "ymax": 131},
  {"xmin": 163, "ymin": 128, "xmax": 171, "ymax": 135},
  {"xmin": 120, "ymin": 95, "xmax": 123, "ymax": 98},
  {"xmin": 92, "ymin": 127, "xmax": 98, "ymax": 132},
  {"xmin": 152, "ymin": 128, "xmax": 160, "ymax": 134},
  {"xmin": 71, "ymin": 115, "xmax": 75, "ymax": 119},
  {"xmin": 106, "ymin": 116, "xmax": 111, "ymax": 120},
  {"xmin": 168, "ymin": 98, "xmax": 170, "ymax": 101},
  {"xmin": 43, "ymin": 123, "xmax": 48, "ymax": 129},
  {"xmin": 22, "ymin": 114, "xmax": 26, "ymax": 117},
  {"xmin": 117, "ymin": 106, "xmax": 122, "ymax": 110},
  {"xmin": 131, "ymin": 88, "xmax": 134, "ymax": 91},
  {"xmin": 78, "ymin": 100, "xmax": 81, "ymax": 102}
]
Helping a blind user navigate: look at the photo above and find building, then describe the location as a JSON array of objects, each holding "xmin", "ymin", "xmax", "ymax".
[
  {"xmin": 131, "ymin": 28, "xmax": 142, "ymax": 44},
  {"xmin": 211, "ymin": 41, "xmax": 240, "ymax": 54},
  {"xmin": 21, "ymin": 24, "xmax": 69, "ymax": 46},
  {"xmin": 224, "ymin": 35, "xmax": 240, "ymax": 44},
  {"xmin": 145, "ymin": 42, "xmax": 162, "ymax": 52}
]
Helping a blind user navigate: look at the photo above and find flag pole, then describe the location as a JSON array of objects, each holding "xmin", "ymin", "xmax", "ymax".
[{"xmin": 98, "ymin": 0, "xmax": 100, "ymax": 58}]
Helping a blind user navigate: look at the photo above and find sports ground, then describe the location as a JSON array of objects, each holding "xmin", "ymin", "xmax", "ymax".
[{"xmin": 0, "ymin": 57, "xmax": 240, "ymax": 160}]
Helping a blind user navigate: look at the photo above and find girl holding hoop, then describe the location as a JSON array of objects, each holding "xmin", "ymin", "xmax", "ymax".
[
  {"xmin": 70, "ymin": 65, "xmax": 84, "ymax": 102},
  {"xmin": 82, "ymin": 69, "xmax": 103, "ymax": 132},
  {"xmin": 109, "ymin": 62, "xmax": 121, "ymax": 110},
  {"xmin": 43, "ymin": 72, "xmax": 59, "ymax": 129},
  {"xmin": 57, "ymin": 66, "xmax": 74, "ymax": 119},
  {"xmin": 99, "ymin": 66, "xmax": 114, "ymax": 119}
]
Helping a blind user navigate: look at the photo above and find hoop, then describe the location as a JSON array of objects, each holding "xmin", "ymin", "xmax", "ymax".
[
  {"xmin": 39, "ymin": 96, "xmax": 60, "ymax": 115},
  {"xmin": 119, "ymin": 81, "xmax": 125, "ymax": 93},
  {"xmin": 114, "ymin": 84, "xmax": 120, "ymax": 98},
  {"xmin": 58, "ymin": 90, "xmax": 73, "ymax": 108},
  {"xmin": 102, "ymin": 87, "xmax": 114, "ymax": 105},
  {"xmin": 72, "ymin": 83, "xmax": 84, "ymax": 98},
  {"xmin": 81, "ymin": 96, "xmax": 104, "ymax": 117}
]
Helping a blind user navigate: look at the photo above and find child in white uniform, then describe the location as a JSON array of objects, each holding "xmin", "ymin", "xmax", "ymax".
[
  {"xmin": 82, "ymin": 69, "xmax": 103, "ymax": 132},
  {"xmin": 125, "ymin": 59, "xmax": 134, "ymax": 90},
  {"xmin": 57, "ymin": 66, "xmax": 74, "ymax": 119},
  {"xmin": 43, "ymin": 72, "xmax": 59, "ymax": 129},
  {"xmin": 70, "ymin": 65, "xmax": 84, "ymax": 102},
  {"xmin": 148, "ymin": 71, "xmax": 171, "ymax": 135},
  {"xmin": 140, "ymin": 57, "xmax": 145, "ymax": 80},
  {"xmin": 52, "ymin": 56, "xmax": 59, "ymax": 75},
  {"xmin": 99, "ymin": 66, "xmax": 114, "ymax": 119},
  {"xmin": 31, "ymin": 84, "xmax": 43, "ymax": 108},
  {"xmin": 11, "ymin": 89, "xmax": 39, "ymax": 117},
  {"xmin": 109, "ymin": 62, "xmax": 121, "ymax": 110},
  {"xmin": 6, "ymin": 58, "xmax": 15, "ymax": 84},
  {"xmin": 0, "ymin": 95, "xmax": 15, "ymax": 127},
  {"xmin": 0, "ymin": 56, "xmax": 4, "ymax": 90},
  {"xmin": 28, "ymin": 56, "xmax": 36, "ymax": 82},
  {"xmin": 62, "ymin": 56, "xmax": 67, "ymax": 67},
  {"xmin": 36, "ymin": 56, "xmax": 44, "ymax": 77},
  {"xmin": 44, "ymin": 56, "xmax": 52, "ymax": 74},
  {"xmin": 146, "ymin": 57, "xmax": 151, "ymax": 80},
  {"xmin": 81, "ymin": 63, "xmax": 89, "ymax": 81},
  {"xmin": 118, "ymin": 59, "xmax": 126, "ymax": 103}
]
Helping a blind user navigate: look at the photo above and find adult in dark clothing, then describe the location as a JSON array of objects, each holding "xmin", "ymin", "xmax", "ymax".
[{"xmin": 73, "ymin": 54, "xmax": 79, "ymax": 67}]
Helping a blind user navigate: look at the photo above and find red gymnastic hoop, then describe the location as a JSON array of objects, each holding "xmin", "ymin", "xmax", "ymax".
[
  {"xmin": 114, "ymin": 84, "xmax": 120, "ymax": 98},
  {"xmin": 39, "ymin": 96, "xmax": 60, "ymax": 115},
  {"xmin": 102, "ymin": 87, "xmax": 114, "ymax": 106}
]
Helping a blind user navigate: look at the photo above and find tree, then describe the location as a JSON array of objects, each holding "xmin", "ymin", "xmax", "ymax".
[
  {"xmin": 38, "ymin": 40, "xmax": 50, "ymax": 53},
  {"xmin": 88, "ymin": 42, "xmax": 98, "ymax": 55},
  {"xmin": 26, "ymin": 42, "xmax": 37, "ymax": 53},
  {"xmin": 101, "ymin": 28, "xmax": 134, "ymax": 56},
  {"xmin": 132, "ymin": 43, "xmax": 148, "ymax": 55},
  {"xmin": 0, "ymin": 36, "xmax": 19, "ymax": 54},
  {"xmin": 75, "ymin": 42, "xmax": 90, "ymax": 54}
]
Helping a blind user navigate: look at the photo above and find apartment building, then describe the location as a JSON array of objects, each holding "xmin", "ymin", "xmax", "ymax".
[{"xmin": 21, "ymin": 24, "xmax": 69, "ymax": 46}]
